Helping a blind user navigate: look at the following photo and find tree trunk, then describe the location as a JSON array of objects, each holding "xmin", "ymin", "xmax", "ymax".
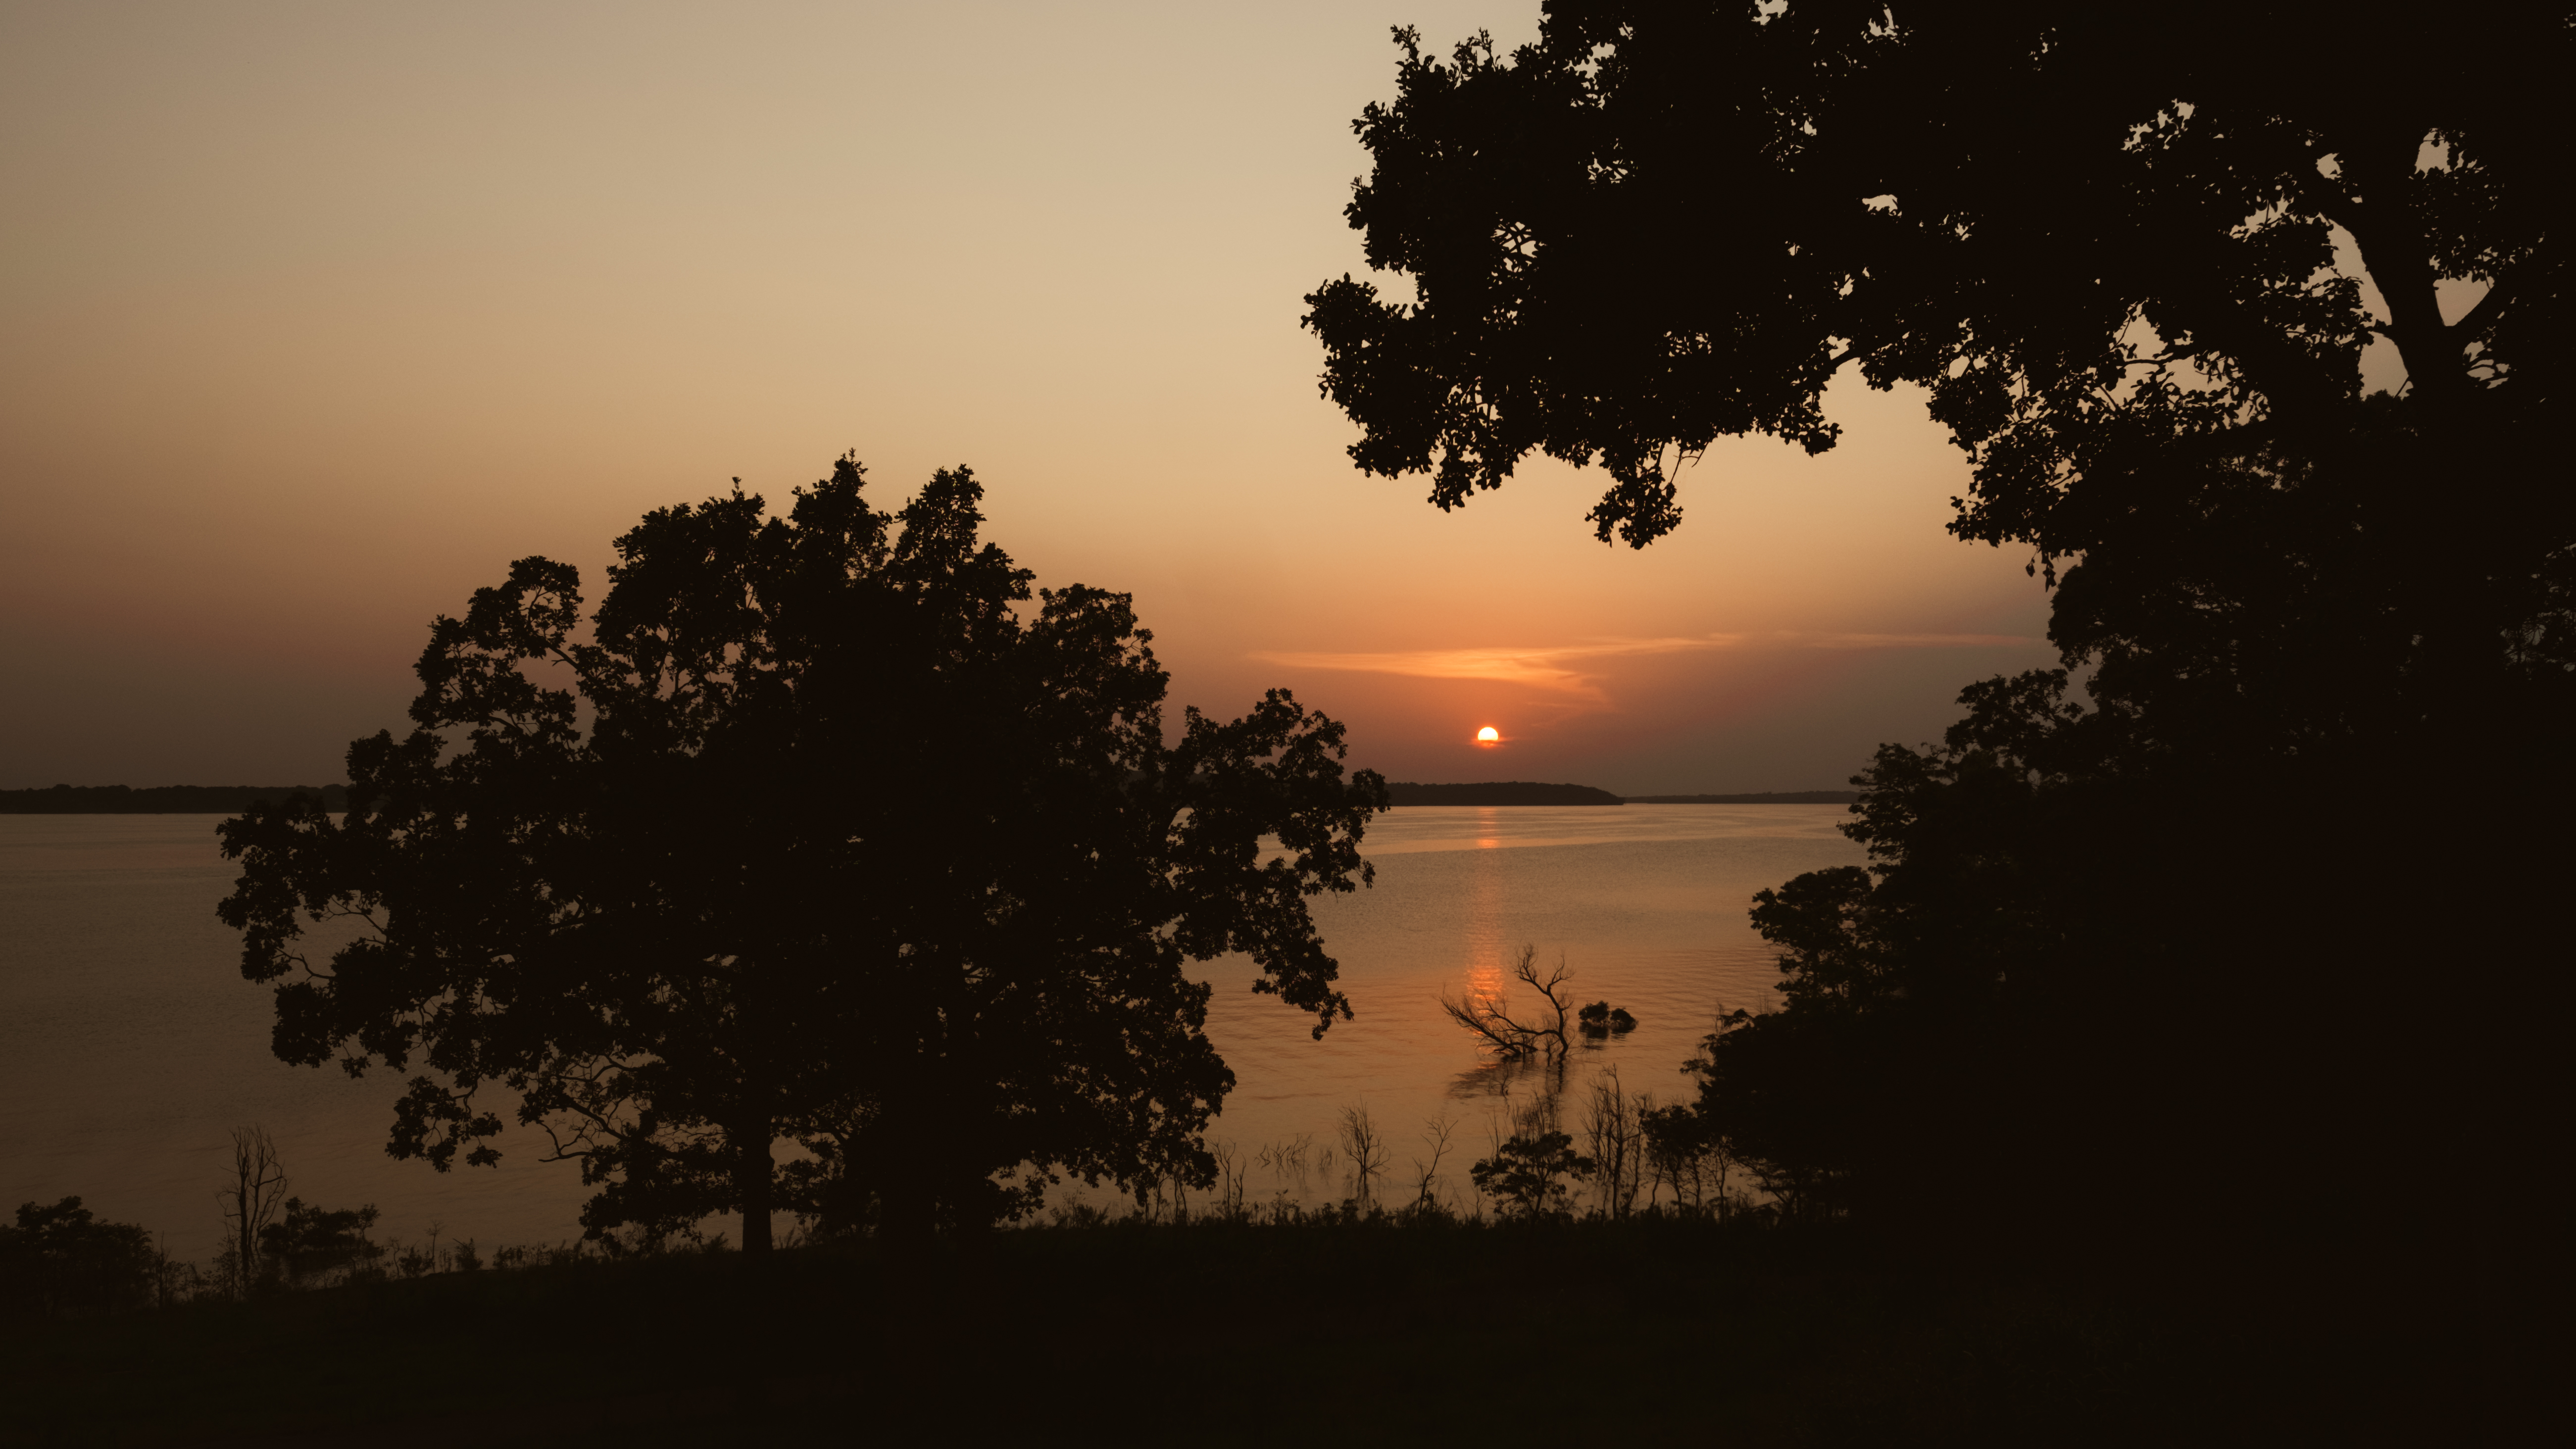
[
  {"xmin": 737, "ymin": 1128, "xmax": 773, "ymax": 1255},
  {"xmin": 728, "ymin": 1125, "xmax": 777, "ymax": 1422}
]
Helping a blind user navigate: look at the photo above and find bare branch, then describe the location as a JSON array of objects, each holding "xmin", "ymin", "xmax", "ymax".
[{"xmin": 1439, "ymin": 945, "xmax": 1575, "ymax": 1059}]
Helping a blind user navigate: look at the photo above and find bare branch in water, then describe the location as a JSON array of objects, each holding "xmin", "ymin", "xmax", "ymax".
[{"xmin": 1438, "ymin": 944, "xmax": 1576, "ymax": 1059}]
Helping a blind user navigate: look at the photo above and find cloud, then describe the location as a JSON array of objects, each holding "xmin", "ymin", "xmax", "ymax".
[
  {"xmin": 1252, "ymin": 637, "xmax": 1741, "ymax": 700},
  {"xmin": 1803, "ymin": 633, "xmax": 2041, "ymax": 650},
  {"xmin": 1252, "ymin": 631, "xmax": 2044, "ymax": 705}
]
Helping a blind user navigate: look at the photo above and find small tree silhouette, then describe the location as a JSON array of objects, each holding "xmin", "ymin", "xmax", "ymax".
[
  {"xmin": 1407, "ymin": 1114, "xmax": 1457, "ymax": 1218},
  {"xmin": 216, "ymin": 1127, "xmax": 286, "ymax": 1294},
  {"xmin": 1337, "ymin": 1106, "xmax": 1388, "ymax": 1209},
  {"xmin": 1469, "ymin": 1132, "xmax": 1594, "ymax": 1220},
  {"xmin": 1581, "ymin": 1066, "xmax": 1646, "ymax": 1218},
  {"xmin": 0, "ymin": 1198, "xmax": 162, "ymax": 1319},
  {"xmin": 256, "ymin": 1199, "xmax": 382, "ymax": 1285}
]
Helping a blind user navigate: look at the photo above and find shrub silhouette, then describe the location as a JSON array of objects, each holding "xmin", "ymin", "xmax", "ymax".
[{"xmin": 1469, "ymin": 1132, "xmax": 1594, "ymax": 1220}]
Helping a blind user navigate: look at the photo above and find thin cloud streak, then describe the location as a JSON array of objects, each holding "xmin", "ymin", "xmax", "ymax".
[
  {"xmin": 1805, "ymin": 632, "xmax": 2041, "ymax": 650},
  {"xmin": 1253, "ymin": 637, "xmax": 1741, "ymax": 697},
  {"xmin": 1254, "ymin": 631, "xmax": 2041, "ymax": 694}
]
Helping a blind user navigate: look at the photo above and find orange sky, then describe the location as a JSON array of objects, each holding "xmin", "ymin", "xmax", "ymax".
[{"xmin": 0, "ymin": 1, "xmax": 2060, "ymax": 793}]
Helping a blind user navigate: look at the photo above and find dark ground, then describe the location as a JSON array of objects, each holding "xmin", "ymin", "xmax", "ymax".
[{"xmin": 0, "ymin": 1216, "xmax": 2551, "ymax": 1447}]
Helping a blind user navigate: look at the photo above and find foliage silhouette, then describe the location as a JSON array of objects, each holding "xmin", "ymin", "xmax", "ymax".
[
  {"xmin": 1469, "ymin": 1131, "xmax": 1594, "ymax": 1219},
  {"xmin": 1313, "ymin": 2, "xmax": 2572, "ymax": 1276},
  {"xmin": 1306, "ymin": 3, "xmax": 2563, "ymax": 554},
  {"xmin": 0, "ymin": 1199, "xmax": 162, "ymax": 1320},
  {"xmin": 1575, "ymin": 1000, "xmax": 1635, "ymax": 1038},
  {"xmin": 218, "ymin": 458, "xmax": 1387, "ymax": 1251},
  {"xmin": 1638, "ymin": 1097, "xmax": 1740, "ymax": 1219},
  {"xmin": 257, "ymin": 1200, "xmax": 383, "ymax": 1286}
]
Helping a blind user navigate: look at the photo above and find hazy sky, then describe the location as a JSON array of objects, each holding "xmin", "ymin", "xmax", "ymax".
[{"xmin": 0, "ymin": 0, "xmax": 2061, "ymax": 794}]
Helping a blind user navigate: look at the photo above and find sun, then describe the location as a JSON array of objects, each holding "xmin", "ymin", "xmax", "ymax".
[{"xmin": 1476, "ymin": 726, "xmax": 1500, "ymax": 743}]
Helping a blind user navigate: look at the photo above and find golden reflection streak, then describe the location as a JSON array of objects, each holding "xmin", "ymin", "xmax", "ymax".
[{"xmin": 1463, "ymin": 808, "xmax": 1507, "ymax": 1002}]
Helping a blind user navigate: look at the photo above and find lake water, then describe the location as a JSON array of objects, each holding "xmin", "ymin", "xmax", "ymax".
[{"xmin": 0, "ymin": 806, "xmax": 1862, "ymax": 1259}]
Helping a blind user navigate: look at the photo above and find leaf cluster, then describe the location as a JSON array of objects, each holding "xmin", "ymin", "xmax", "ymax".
[{"xmin": 255, "ymin": 1200, "xmax": 382, "ymax": 1285}]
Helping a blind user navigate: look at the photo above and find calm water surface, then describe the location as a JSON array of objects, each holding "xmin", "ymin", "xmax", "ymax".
[{"xmin": 0, "ymin": 806, "xmax": 1861, "ymax": 1257}]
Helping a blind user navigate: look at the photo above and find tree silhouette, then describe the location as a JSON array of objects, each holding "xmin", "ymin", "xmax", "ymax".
[
  {"xmin": 1469, "ymin": 1132, "xmax": 1593, "ymax": 1219},
  {"xmin": 1305, "ymin": 3, "xmax": 2560, "ymax": 554},
  {"xmin": 1309, "ymin": 3, "xmax": 2571, "ymax": 796},
  {"xmin": 257, "ymin": 1199, "xmax": 382, "ymax": 1285},
  {"xmin": 1311, "ymin": 5, "xmax": 2570, "ymax": 1268},
  {"xmin": 219, "ymin": 458, "xmax": 1387, "ymax": 1249},
  {"xmin": 0, "ymin": 1199, "xmax": 162, "ymax": 1319},
  {"xmin": 217, "ymin": 1127, "xmax": 286, "ymax": 1293}
]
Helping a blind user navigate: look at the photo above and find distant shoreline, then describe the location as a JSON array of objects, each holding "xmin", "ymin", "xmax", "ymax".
[
  {"xmin": 3, "ymin": 781, "xmax": 1862, "ymax": 813},
  {"xmin": 1384, "ymin": 781, "xmax": 1856, "ymax": 807},
  {"xmin": 0, "ymin": 784, "xmax": 348, "ymax": 814}
]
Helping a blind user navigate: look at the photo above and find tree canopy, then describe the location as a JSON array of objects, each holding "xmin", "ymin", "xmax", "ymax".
[
  {"xmin": 219, "ymin": 458, "xmax": 1387, "ymax": 1248},
  {"xmin": 0, "ymin": 1199, "xmax": 161, "ymax": 1320},
  {"xmin": 1311, "ymin": 3, "xmax": 2572, "ymax": 1266},
  {"xmin": 1306, "ymin": 1, "xmax": 2564, "ymax": 553}
]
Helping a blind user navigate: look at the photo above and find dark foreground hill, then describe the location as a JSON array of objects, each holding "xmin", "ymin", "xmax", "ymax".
[
  {"xmin": 0, "ymin": 784, "xmax": 348, "ymax": 814},
  {"xmin": 1, "ymin": 1216, "xmax": 2537, "ymax": 1446}
]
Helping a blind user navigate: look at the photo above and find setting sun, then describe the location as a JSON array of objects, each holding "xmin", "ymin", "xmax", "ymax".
[{"xmin": 1476, "ymin": 726, "xmax": 1501, "ymax": 743}]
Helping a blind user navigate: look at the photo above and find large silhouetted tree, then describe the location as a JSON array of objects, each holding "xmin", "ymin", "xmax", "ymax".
[
  {"xmin": 1307, "ymin": 3, "xmax": 2560, "ymax": 543},
  {"xmin": 219, "ymin": 459, "xmax": 1387, "ymax": 1250},
  {"xmin": 1309, "ymin": 1, "xmax": 2572, "ymax": 756},
  {"xmin": 1311, "ymin": 4, "xmax": 2570, "ymax": 1264}
]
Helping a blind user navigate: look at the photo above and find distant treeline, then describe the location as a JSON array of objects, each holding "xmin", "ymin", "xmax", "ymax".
[
  {"xmin": 0, "ymin": 784, "xmax": 348, "ymax": 814},
  {"xmin": 1384, "ymin": 782, "xmax": 1858, "ymax": 806}
]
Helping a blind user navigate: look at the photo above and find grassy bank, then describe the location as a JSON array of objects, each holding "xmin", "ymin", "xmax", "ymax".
[{"xmin": 0, "ymin": 1214, "xmax": 2531, "ymax": 1446}]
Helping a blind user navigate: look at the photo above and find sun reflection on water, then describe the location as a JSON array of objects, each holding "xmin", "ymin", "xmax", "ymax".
[{"xmin": 1463, "ymin": 810, "xmax": 1509, "ymax": 1002}]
